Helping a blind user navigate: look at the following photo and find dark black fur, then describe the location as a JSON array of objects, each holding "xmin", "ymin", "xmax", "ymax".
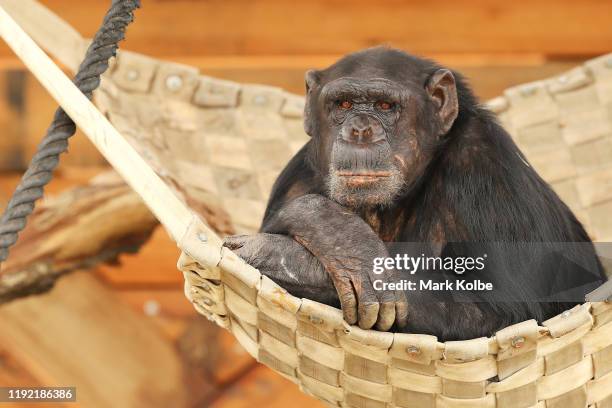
[{"xmin": 233, "ymin": 47, "xmax": 605, "ymax": 340}]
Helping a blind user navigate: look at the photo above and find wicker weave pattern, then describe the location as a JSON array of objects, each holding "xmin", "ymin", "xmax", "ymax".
[
  {"xmin": 179, "ymin": 243, "xmax": 612, "ymax": 408},
  {"xmin": 94, "ymin": 51, "xmax": 309, "ymax": 234},
  {"xmin": 93, "ymin": 50, "xmax": 612, "ymax": 407},
  {"xmin": 491, "ymin": 54, "xmax": 612, "ymax": 242}
]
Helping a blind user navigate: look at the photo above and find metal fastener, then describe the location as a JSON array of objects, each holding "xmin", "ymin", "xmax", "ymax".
[
  {"xmin": 562, "ymin": 310, "xmax": 571, "ymax": 318},
  {"xmin": 406, "ymin": 345, "xmax": 421, "ymax": 356},
  {"xmin": 126, "ymin": 69, "xmax": 139, "ymax": 81},
  {"xmin": 165, "ymin": 74, "xmax": 183, "ymax": 91},
  {"xmin": 197, "ymin": 232, "xmax": 208, "ymax": 243},
  {"xmin": 511, "ymin": 336, "xmax": 525, "ymax": 348}
]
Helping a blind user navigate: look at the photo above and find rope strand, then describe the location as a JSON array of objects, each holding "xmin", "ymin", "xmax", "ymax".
[{"xmin": 0, "ymin": 0, "xmax": 140, "ymax": 264}]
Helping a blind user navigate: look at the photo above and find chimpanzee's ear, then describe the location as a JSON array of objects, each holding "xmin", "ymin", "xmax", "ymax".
[
  {"xmin": 426, "ymin": 69, "xmax": 458, "ymax": 135},
  {"xmin": 304, "ymin": 69, "xmax": 320, "ymax": 137}
]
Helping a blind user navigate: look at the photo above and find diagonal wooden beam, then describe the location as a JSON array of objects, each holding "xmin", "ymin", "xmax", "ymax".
[
  {"xmin": 0, "ymin": 5, "xmax": 223, "ymax": 265},
  {"xmin": 0, "ymin": 0, "xmax": 87, "ymax": 71}
]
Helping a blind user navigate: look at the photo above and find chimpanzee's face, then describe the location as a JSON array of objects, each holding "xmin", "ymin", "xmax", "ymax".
[
  {"xmin": 319, "ymin": 77, "xmax": 409, "ymax": 207},
  {"xmin": 303, "ymin": 48, "xmax": 459, "ymax": 208}
]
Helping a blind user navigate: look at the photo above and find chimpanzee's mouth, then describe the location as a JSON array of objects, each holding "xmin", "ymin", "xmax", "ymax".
[
  {"xmin": 336, "ymin": 171, "xmax": 392, "ymax": 178},
  {"xmin": 327, "ymin": 165, "xmax": 404, "ymax": 207},
  {"xmin": 336, "ymin": 171, "xmax": 392, "ymax": 188}
]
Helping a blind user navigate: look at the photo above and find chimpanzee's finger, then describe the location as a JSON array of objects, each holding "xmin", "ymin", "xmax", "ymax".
[
  {"xmin": 378, "ymin": 266, "xmax": 409, "ymax": 330},
  {"xmin": 371, "ymin": 274, "xmax": 397, "ymax": 331},
  {"xmin": 354, "ymin": 276, "xmax": 380, "ymax": 329},
  {"xmin": 373, "ymin": 280, "xmax": 398, "ymax": 331},
  {"xmin": 375, "ymin": 301, "xmax": 396, "ymax": 331},
  {"xmin": 395, "ymin": 290, "xmax": 409, "ymax": 329},
  {"xmin": 222, "ymin": 235, "xmax": 249, "ymax": 250},
  {"xmin": 334, "ymin": 278, "xmax": 358, "ymax": 325},
  {"xmin": 358, "ymin": 301, "xmax": 380, "ymax": 330}
]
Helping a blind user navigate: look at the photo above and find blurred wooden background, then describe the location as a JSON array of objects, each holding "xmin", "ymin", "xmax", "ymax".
[{"xmin": 0, "ymin": 1, "xmax": 610, "ymax": 407}]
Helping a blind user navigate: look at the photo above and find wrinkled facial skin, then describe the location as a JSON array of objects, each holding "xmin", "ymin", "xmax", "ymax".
[{"xmin": 306, "ymin": 75, "xmax": 440, "ymax": 209}]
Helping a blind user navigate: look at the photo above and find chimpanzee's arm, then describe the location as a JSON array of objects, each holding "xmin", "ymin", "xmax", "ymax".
[
  {"xmin": 260, "ymin": 194, "xmax": 408, "ymax": 331},
  {"xmin": 222, "ymin": 146, "xmax": 407, "ymax": 330},
  {"xmin": 224, "ymin": 233, "xmax": 339, "ymax": 305}
]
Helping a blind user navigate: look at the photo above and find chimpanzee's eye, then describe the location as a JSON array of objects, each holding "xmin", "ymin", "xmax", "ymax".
[
  {"xmin": 376, "ymin": 101, "xmax": 393, "ymax": 111},
  {"xmin": 338, "ymin": 100, "xmax": 353, "ymax": 110}
]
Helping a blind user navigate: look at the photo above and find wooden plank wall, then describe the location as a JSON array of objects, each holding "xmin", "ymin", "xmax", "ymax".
[
  {"xmin": 0, "ymin": 0, "xmax": 610, "ymax": 169},
  {"xmin": 1, "ymin": 0, "xmax": 611, "ymax": 58}
]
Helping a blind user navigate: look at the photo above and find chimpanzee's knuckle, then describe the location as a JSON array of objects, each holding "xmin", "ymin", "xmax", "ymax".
[
  {"xmin": 395, "ymin": 289, "xmax": 408, "ymax": 304},
  {"xmin": 375, "ymin": 302, "xmax": 396, "ymax": 331},
  {"xmin": 339, "ymin": 288, "xmax": 358, "ymax": 321},
  {"xmin": 377, "ymin": 288, "xmax": 395, "ymax": 304},
  {"xmin": 222, "ymin": 235, "xmax": 245, "ymax": 249},
  {"xmin": 395, "ymin": 302, "xmax": 409, "ymax": 328},
  {"xmin": 357, "ymin": 302, "xmax": 380, "ymax": 329},
  {"xmin": 359, "ymin": 287, "xmax": 378, "ymax": 305},
  {"xmin": 340, "ymin": 291, "xmax": 357, "ymax": 308}
]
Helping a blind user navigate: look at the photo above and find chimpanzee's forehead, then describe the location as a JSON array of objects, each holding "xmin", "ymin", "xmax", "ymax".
[
  {"xmin": 321, "ymin": 47, "xmax": 434, "ymax": 87},
  {"xmin": 320, "ymin": 77, "xmax": 407, "ymax": 101}
]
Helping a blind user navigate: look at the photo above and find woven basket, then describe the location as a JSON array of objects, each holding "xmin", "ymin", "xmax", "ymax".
[
  {"xmin": 167, "ymin": 52, "xmax": 612, "ymax": 408},
  {"xmin": 3, "ymin": 1, "xmax": 612, "ymax": 407}
]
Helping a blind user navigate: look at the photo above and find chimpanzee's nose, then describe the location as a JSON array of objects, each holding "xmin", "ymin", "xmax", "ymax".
[
  {"xmin": 342, "ymin": 115, "xmax": 384, "ymax": 144},
  {"xmin": 351, "ymin": 125, "xmax": 373, "ymax": 141}
]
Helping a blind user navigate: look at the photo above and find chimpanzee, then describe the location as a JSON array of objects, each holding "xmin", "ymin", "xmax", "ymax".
[{"xmin": 224, "ymin": 47, "xmax": 606, "ymax": 341}]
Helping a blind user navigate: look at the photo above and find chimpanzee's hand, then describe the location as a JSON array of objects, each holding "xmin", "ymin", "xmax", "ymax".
[
  {"xmin": 294, "ymin": 231, "xmax": 408, "ymax": 331},
  {"xmin": 223, "ymin": 233, "xmax": 338, "ymax": 305},
  {"xmin": 262, "ymin": 194, "xmax": 408, "ymax": 331}
]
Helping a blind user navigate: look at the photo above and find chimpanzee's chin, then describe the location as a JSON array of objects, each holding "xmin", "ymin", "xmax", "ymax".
[{"xmin": 327, "ymin": 167, "xmax": 404, "ymax": 208}]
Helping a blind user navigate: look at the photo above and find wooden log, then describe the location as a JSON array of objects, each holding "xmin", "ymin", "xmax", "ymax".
[
  {"xmin": 0, "ymin": 171, "xmax": 158, "ymax": 302},
  {"xmin": 0, "ymin": 271, "xmax": 189, "ymax": 408}
]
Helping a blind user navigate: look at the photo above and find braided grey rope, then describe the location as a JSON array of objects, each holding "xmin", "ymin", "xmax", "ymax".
[{"xmin": 0, "ymin": 0, "xmax": 140, "ymax": 264}]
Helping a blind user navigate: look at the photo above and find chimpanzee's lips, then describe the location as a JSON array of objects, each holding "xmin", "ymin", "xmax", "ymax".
[
  {"xmin": 337, "ymin": 171, "xmax": 392, "ymax": 177},
  {"xmin": 336, "ymin": 171, "xmax": 392, "ymax": 188}
]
